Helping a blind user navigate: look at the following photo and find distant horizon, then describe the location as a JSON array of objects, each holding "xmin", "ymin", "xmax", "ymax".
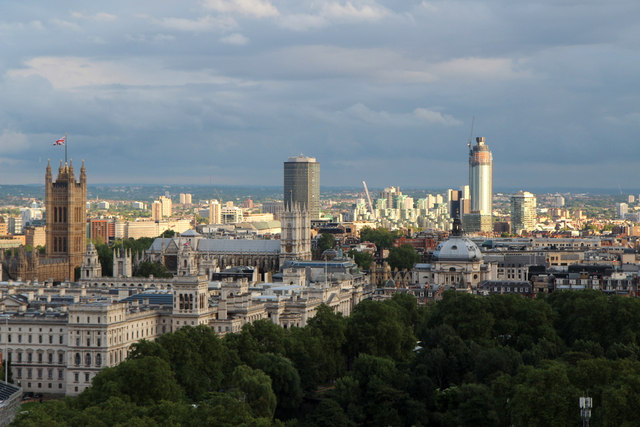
[{"xmin": 3, "ymin": 182, "xmax": 640, "ymax": 197}]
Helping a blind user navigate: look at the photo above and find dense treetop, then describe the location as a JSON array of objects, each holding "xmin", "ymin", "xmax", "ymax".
[{"xmin": 14, "ymin": 290, "xmax": 640, "ymax": 426}]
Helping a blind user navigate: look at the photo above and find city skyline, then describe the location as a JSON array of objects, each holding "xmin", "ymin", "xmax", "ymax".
[{"xmin": 1, "ymin": 1, "xmax": 639, "ymax": 189}]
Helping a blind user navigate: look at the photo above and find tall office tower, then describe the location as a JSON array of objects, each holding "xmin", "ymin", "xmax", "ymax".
[
  {"xmin": 208, "ymin": 199, "xmax": 221, "ymax": 224},
  {"xmin": 511, "ymin": 191, "xmax": 537, "ymax": 234},
  {"xmin": 464, "ymin": 137, "xmax": 493, "ymax": 232},
  {"xmin": 45, "ymin": 160, "xmax": 87, "ymax": 279},
  {"xmin": 284, "ymin": 155, "xmax": 320, "ymax": 219}
]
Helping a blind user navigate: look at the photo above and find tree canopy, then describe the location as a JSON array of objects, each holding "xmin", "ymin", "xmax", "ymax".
[
  {"xmin": 359, "ymin": 227, "xmax": 401, "ymax": 250},
  {"xmin": 387, "ymin": 243, "xmax": 421, "ymax": 271},
  {"xmin": 16, "ymin": 291, "xmax": 640, "ymax": 426}
]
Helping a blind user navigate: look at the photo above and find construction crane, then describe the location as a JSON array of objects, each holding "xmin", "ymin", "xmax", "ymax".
[
  {"xmin": 362, "ymin": 181, "xmax": 376, "ymax": 219},
  {"xmin": 467, "ymin": 116, "xmax": 475, "ymax": 151}
]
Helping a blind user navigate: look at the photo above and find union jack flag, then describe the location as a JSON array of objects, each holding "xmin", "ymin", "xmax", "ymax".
[{"xmin": 53, "ymin": 136, "xmax": 65, "ymax": 146}]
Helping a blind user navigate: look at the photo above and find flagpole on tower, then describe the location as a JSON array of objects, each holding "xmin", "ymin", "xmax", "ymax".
[{"xmin": 65, "ymin": 132, "xmax": 68, "ymax": 164}]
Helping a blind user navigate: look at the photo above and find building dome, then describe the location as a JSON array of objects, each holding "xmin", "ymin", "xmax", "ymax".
[{"xmin": 432, "ymin": 236, "xmax": 483, "ymax": 262}]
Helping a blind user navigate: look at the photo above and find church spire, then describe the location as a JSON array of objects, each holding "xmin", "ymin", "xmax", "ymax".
[
  {"xmin": 46, "ymin": 159, "xmax": 52, "ymax": 184},
  {"xmin": 80, "ymin": 160, "xmax": 87, "ymax": 184}
]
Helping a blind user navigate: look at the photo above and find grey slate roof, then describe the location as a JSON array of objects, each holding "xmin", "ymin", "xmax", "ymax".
[
  {"xmin": 197, "ymin": 239, "xmax": 280, "ymax": 253},
  {"xmin": 148, "ymin": 237, "xmax": 280, "ymax": 254}
]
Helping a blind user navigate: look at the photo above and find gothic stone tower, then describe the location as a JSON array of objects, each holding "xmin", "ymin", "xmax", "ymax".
[
  {"xmin": 280, "ymin": 205, "xmax": 312, "ymax": 263},
  {"xmin": 45, "ymin": 160, "xmax": 87, "ymax": 280}
]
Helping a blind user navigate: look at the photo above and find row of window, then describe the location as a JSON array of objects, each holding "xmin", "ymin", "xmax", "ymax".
[
  {"xmin": 74, "ymin": 353, "xmax": 102, "ymax": 367},
  {"xmin": 74, "ymin": 337, "xmax": 101, "ymax": 347},
  {"xmin": 107, "ymin": 325, "xmax": 166, "ymax": 345},
  {"xmin": 74, "ymin": 316, "xmax": 103, "ymax": 324},
  {"xmin": 13, "ymin": 352, "xmax": 64, "ymax": 364},
  {"xmin": 16, "ymin": 368, "xmax": 63, "ymax": 380},
  {"xmin": 1, "ymin": 334, "xmax": 64, "ymax": 344}
]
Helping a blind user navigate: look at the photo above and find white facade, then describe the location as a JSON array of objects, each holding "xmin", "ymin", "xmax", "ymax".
[
  {"xmin": 469, "ymin": 137, "xmax": 493, "ymax": 216},
  {"xmin": 511, "ymin": 191, "xmax": 537, "ymax": 234}
]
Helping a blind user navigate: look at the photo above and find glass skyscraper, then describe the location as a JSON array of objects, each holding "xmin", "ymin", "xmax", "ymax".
[{"xmin": 283, "ymin": 155, "xmax": 320, "ymax": 220}]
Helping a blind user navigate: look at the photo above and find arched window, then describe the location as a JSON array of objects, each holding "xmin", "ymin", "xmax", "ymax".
[
  {"xmin": 75, "ymin": 353, "xmax": 81, "ymax": 366},
  {"xmin": 85, "ymin": 353, "xmax": 91, "ymax": 366},
  {"xmin": 96, "ymin": 354, "xmax": 102, "ymax": 367}
]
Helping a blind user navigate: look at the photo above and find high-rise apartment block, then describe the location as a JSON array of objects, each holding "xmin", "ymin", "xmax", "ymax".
[
  {"xmin": 159, "ymin": 196, "xmax": 172, "ymax": 217},
  {"xmin": 617, "ymin": 202, "xmax": 629, "ymax": 219},
  {"xmin": 284, "ymin": 155, "xmax": 320, "ymax": 219},
  {"xmin": 8, "ymin": 217, "xmax": 22, "ymax": 235},
  {"xmin": 381, "ymin": 187, "xmax": 400, "ymax": 209},
  {"xmin": 208, "ymin": 200, "xmax": 221, "ymax": 224},
  {"xmin": 464, "ymin": 137, "xmax": 493, "ymax": 232},
  {"xmin": 152, "ymin": 196, "xmax": 172, "ymax": 220},
  {"xmin": 511, "ymin": 191, "xmax": 537, "ymax": 234}
]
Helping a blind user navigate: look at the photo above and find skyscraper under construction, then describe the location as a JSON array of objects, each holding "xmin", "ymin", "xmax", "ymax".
[{"xmin": 464, "ymin": 137, "xmax": 493, "ymax": 232}]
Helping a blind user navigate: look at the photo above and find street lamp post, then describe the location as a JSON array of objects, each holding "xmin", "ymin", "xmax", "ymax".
[{"xmin": 580, "ymin": 396, "xmax": 592, "ymax": 427}]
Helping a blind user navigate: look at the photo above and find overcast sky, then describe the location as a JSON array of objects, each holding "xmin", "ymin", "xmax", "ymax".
[{"xmin": 1, "ymin": 0, "xmax": 639, "ymax": 190}]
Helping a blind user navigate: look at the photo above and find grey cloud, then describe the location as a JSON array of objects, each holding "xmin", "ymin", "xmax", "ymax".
[{"xmin": 0, "ymin": 0, "xmax": 638, "ymax": 189}]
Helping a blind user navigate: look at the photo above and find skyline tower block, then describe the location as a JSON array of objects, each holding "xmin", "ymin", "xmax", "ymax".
[
  {"xmin": 511, "ymin": 191, "xmax": 537, "ymax": 234},
  {"xmin": 284, "ymin": 155, "xmax": 320, "ymax": 220},
  {"xmin": 465, "ymin": 137, "xmax": 493, "ymax": 232}
]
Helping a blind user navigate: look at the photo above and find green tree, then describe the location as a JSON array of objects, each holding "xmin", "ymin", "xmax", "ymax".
[
  {"xmin": 160, "ymin": 229, "xmax": 176, "ymax": 238},
  {"xmin": 333, "ymin": 354, "xmax": 409, "ymax": 426},
  {"xmin": 254, "ymin": 353, "xmax": 303, "ymax": 418},
  {"xmin": 231, "ymin": 365, "xmax": 277, "ymax": 419},
  {"xmin": 387, "ymin": 244, "xmax": 420, "ymax": 270},
  {"xmin": 134, "ymin": 261, "xmax": 172, "ymax": 278},
  {"xmin": 346, "ymin": 299, "xmax": 415, "ymax": 362},
  {"xmin": 94, "ymin": 240, "xmax": 113, "ymax": 276},
  {"xmin": 154, "ymin": 325, "xmax": 228, "ymax": 401},
  {"xmin": 348, "ymin": 249, "xmax": 373, "ymax": 271},
  {"xmin": 305, "ymin": 399, "xmax": 352, "ymax": 427},
  {"xmin": 510, "ymin": 361, "xmax": 580, "ymax": 427},
  {"xmin": 78, "ymin": 356, "xmax": 184, "ymax": 407},
  {"xmin": 317, "ymin": 233, "xmax": 336, "ymax": 252},
  {"xmin": 359, "ymin": 227, "xmax": 400, "ymax": 250}
]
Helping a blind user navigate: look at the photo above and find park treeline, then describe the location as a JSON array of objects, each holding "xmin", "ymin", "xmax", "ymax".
[{"xmin": 14, "ymin": 290, "xmax": 640, "ymax": 426}]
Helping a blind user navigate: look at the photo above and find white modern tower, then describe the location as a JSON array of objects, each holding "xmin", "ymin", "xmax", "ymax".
[
  {"xmin": 465, "ymin": 137, "xmax": 493, "ymax": 232},
  {"xmin": 510, "ymin": 191, "xmax": 537, "ymax": 234}
]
